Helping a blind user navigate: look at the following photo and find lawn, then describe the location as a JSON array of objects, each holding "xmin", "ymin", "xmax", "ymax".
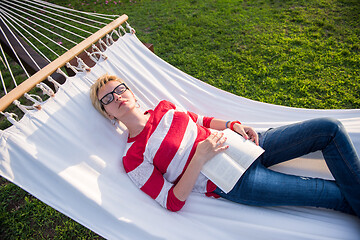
[{"xmin": 1, "ymin": 0, "xmax": 359, "ymax": 238}]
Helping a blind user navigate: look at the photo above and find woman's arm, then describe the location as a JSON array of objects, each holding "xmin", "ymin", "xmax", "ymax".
[
  {"xmin": 210, "ymin": 118, "xmax": 259, "ymax": 146},
  {"xmin": 173, "ymin": 132, "xmax": 228, "ymax": 201},
  {"xmin": 209, "ymin": 118, "xmax": 229, "ymax": 130}
]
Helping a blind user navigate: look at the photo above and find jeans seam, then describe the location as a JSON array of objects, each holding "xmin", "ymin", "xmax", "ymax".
[{"xmin": 334, "ymin": 138, "xmax": 360, "ymax": 185}]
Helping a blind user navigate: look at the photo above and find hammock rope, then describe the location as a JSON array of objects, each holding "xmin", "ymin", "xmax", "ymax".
[
  {"xmin": 27, "ymin": 0, "xmax": 118, "ymax": 22},
  {"xmin": 47, "ymin": 74, "xmax": 61, "ymax": 91},
  {"xmin": 0, "ymin": 9, "xmax": 53, "ymax": 63},
  {"xmin": 7, "ymin": 0, "xmax": 106, "ymax": 31},
  {"xmin": 0, "ymin": 27, "xmax": 19, "ymax": 86},
  {"xmin": 0, "ymin": 24, "xmax": 31, "ymax": 80},
  {"xmin": 0, "ymin": 55, "xmax": 7, "ymax": 94},
  {"xmin": 0, "ymin": 1, "xmax": 132, "ymax": 120},
  {"xmin": 0, "ymin": 110, "xmax": 18, "ymax": 124},
  {"xmin": 0, "ymin": 13, "xmax": 55, "ymax": 114},
  {"xmin": 2, "ymin": 2, "xmax": 88, "ymax": 41},
  {"xmin": 0, "ymin": 6, "xmax": 72, "ymax": 53}
]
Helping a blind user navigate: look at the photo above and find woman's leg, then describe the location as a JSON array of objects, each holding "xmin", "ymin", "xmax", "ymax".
[
  {"xmin": 214, "ymin": 161, "xmax": 354, "ymax": 214},
  {"xmin": 215, "ymin": 118, "xmax": 360, "ymax": 215}
]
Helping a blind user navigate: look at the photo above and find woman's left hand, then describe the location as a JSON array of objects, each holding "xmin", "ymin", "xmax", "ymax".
[{"xmin": 232, "ymin": 123, "xmax": 259, "ymax": 146}]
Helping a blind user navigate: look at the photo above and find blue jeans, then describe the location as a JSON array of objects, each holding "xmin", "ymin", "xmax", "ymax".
[{"xmin": 214, "ymin": 118, "xmax": 360, "ymax": 217}]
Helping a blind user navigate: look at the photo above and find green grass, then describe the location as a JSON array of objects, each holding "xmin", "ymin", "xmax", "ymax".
[
  {"xmin": 117, "ymin": 0, "xmax": 360, "ymax": 109},
  {"xmin": 1, "ymin": 0, "xmax": 359, "ymax": 238}
]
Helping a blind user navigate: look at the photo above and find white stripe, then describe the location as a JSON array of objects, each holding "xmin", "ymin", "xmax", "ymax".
[
  {"xmin": 195, "ymin": 114, "xmax": 204, "ymax": 126},
  {"xmin": 125, "ymin": 137, "xmax": 153, "ymax": 188},
  {"xmin": 164, "ymin": 118, "xmax": 198, "ymax": 182},
  {"xmin": 127, "ymin": 161, "xmax": 154, "ymax": 188},
  {"xmin": 144, "ymin": 109, "xmax": 175, "ymax": 164},
  {"xmin": 155, "ymin": 180, "xmax": 173, "ymax": 208},
  {"xmin": 193, "ymin": 173, "xmax": 209, "ymax": 193}
]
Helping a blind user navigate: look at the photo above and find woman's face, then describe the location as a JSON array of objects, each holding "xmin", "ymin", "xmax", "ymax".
[{"xmin": 97, "ymin": 80, "xmax": 136, "ymax": 120}]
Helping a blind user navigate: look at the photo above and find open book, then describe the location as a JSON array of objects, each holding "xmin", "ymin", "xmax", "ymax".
[{"xmin": 201, "ymin": 129, "xmax": 265, "ymax": 193}]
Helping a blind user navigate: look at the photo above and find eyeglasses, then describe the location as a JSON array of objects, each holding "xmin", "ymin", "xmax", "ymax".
[{"xmin": 99, "ymin": 83, "xmax": 129, "ymax": 105}]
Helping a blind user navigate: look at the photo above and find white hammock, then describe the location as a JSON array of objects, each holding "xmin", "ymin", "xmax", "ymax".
[{"xmin": 1, "ymin": 31, "xmax": 360, "ymax": 239}]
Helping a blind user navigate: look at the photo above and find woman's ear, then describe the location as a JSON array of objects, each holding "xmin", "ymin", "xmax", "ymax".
[
  {"xmin": 128, "ymin": 89, "xmax": 135, "ymax": 97},
  {"xmin": 106, "ymin": 112, "xmax": 115, "ymax": 120},
  {"xmin": 130, "ymin": 91, "xmax": 140, "ymax": 106}
]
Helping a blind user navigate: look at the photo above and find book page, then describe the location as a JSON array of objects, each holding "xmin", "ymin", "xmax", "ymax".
[
  {"xmin": 201, "ymin": 129, "xmax": 264, "ymax": 193},
  {"xmin": 201, "ymin": 153, "xmax": 246, "ymax": 193},
  {"xmin": 222, "ymin": 129, "xmax": 264, "ymax": 169}
]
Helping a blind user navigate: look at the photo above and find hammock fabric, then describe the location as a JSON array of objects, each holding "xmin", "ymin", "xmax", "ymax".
[{"xmin": 1, "ymin": 33, "xmax": 360, "ymax": 239}]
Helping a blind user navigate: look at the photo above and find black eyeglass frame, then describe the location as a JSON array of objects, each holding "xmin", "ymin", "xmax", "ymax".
[{"xmin": 99, "ymin": 83, "xmax": 129, "ymax": 106}]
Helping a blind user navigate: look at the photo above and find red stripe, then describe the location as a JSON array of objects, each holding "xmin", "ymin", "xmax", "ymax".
[
  {"xmin": 203, "ymin": 117, "xmax": 214, "ymax": 128},
  {"xmin": 205, "ymin": 180, "xmax": 220, "ymax": 198},
  {"xmin": 187, "ymin": 111, "xmax": 214, "ymax": 128},
  {"xmin": 123, "ymin": 145, "xmax": 145, "ymax": 173},
  {"xmin": 187, "ymin": 111, "xmax": 198, "ymax": 123},
  {"xmin": 124, "ymin": 100, "xmax": 176, "ymax": 172},
  {"xmin": 167, "ymin": 187, "xmax": 186, "ymax": 212},
  {"xmin": 152, "ymin": 100, "xmax": 176, "ymax": 128},
  {"xmin": 153, "ymin": 111, "xmax": 189, "ymax": 173},
  {"xmin": 140, "ymin": 168, "xmax": 164, "ymax": 199}
]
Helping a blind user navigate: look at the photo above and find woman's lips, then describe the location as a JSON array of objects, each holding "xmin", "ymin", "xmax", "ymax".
[{"xmin": 118, "ymin": 100, "xmax": 126, "ymax": 108}]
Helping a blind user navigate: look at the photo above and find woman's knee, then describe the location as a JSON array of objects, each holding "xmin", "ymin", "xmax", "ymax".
[{"xmin": 310, "ymin": 117, "xmax": 344, "ymax": 137}]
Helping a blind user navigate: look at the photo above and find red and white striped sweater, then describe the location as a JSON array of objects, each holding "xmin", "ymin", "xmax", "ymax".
[{"xmin": 123, "ymin": 100, "xmax": 218, "ymax": 211}]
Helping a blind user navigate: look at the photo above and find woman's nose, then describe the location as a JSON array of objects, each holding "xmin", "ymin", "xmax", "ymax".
[{"xmin": 113, "ymin": 93, "xmax": 122, "ymax": 101}]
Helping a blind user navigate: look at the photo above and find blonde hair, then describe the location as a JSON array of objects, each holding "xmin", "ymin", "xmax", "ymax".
[{"xmin": 90, "ymin": 74, "xmax": 124, "ymax": 119}]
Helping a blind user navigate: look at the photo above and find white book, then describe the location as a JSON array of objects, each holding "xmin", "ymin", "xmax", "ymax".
[{"xmin": 201, "ymin": 129, "xmax": 265, "ymax": 193}]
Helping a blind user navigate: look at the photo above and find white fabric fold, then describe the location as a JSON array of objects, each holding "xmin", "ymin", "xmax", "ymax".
[{"xmin": 1, "ymin": 33, "xmax": 359, "ymax": 239}]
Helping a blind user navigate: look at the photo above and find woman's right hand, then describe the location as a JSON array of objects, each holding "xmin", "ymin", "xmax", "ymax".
[
  {"xmin": 173, "ymin": 131, "xmax": 228, "ymax": 202},
  {"xmin": 194, "ymin": 132, "xmax": 228, "ymax": 164}
]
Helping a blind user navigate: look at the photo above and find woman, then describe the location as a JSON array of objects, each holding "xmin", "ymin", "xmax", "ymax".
[{"xmin": 90, "ymin": 74, "xmax": 360, "ymax": 216}]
